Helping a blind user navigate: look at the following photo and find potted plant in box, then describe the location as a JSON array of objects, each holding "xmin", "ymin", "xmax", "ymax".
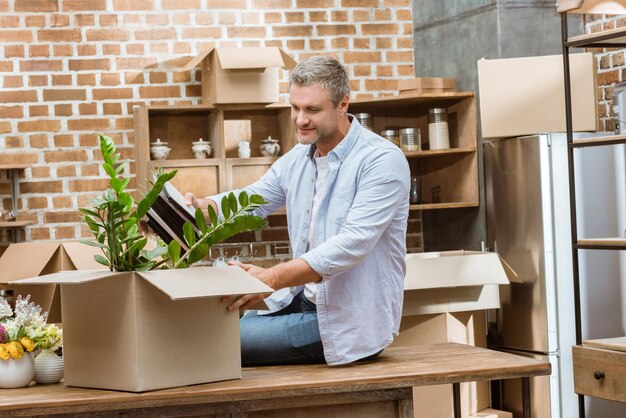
[{"xmin": 80, "ymin": 134, "xmax": 268, "ymax": 271}]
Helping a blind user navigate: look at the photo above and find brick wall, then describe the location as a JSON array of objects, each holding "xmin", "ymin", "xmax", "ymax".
[
  {"xmin": 0, "ymin": 0, "xmax": 423, "ymax": 254},
  {"xmin": 586, "ymin": 14, "xmax": 626, "ymax": 132}
]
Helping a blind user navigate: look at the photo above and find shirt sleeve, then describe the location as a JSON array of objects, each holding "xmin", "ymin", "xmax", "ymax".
[{"xmin": 300, "ymin": 148, "xmax": 410, "ymax": 278}]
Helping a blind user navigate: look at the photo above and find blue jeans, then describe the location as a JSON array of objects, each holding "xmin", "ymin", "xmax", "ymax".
[{"xmin": 240, "ymin": 292, "xmax": 325, "ymax": 366}]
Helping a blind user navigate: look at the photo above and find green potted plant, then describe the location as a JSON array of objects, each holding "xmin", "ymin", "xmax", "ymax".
[{"xmin": 80, "ymin": 134, "xmax": 268, "ymax": 270}]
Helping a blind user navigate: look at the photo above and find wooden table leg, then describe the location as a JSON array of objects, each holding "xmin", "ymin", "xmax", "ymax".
[
  {"xmin": 453, "ymin": 382, "xmax": 461, "ymax": 418},
  {"xmin": 522, "ymin": 377, "xmax": 531, "ymax": 418}
]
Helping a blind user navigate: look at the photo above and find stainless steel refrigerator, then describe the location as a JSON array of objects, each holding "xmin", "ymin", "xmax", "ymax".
[{"xmin": 483, "ymin": 133, "xmax": 582, "ymax": 418}]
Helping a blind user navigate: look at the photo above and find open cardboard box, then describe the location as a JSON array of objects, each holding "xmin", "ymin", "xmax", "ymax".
[
  {"xmin": 182, "ymin": 47, "xmax": 297, "ymax": 105},
  {"xmin": 13, "ymin": 266, "xmax": 273, "ymax": 392},
  {"xmin": 477, "ymin": 52, "xmax": 597, "ymax": 139},
  {"xmin": 0, "ymin": 241, "xmax": 103, "ymax": 323},
  {"xmin": 403, "ymin": 250, "xmax": 515, "ymax": 316}
]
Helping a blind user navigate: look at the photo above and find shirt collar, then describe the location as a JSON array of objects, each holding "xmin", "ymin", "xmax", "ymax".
[{"xmin": 307, "ymin": 114, "xmax": 361, "ymax": 162}]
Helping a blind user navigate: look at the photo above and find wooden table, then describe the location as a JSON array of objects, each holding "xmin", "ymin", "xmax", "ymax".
[{"xmin": 0, "ymin": 343, "xmax": 550, "ymax": 418}]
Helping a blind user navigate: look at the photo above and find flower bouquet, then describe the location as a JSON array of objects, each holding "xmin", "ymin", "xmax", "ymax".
[{"xmin": 0, "ymin": 295, "xmax": 63, "ymax": 387}]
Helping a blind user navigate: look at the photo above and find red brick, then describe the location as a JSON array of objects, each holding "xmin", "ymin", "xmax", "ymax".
[
  {"xmin": 331, "ymin": 37, "xmax": 349, "ymax": 49},
  {"xmin": 37, "ymin": 29, "xmax": 81, "ymax": 42},
  {"xmin": 99, "ymin": 14, "xmax": 117, "ymax": 26},
  {"xmin": 0, "ymin": 106, "xmax": 24, "ymax": 119},
  {"xmin": 3, "ymin": 75, "xmax": 22, "ymax": 88},
  {"xmin": 149, "ymin": 43, "xmax": 169, "ymax": 54},
  {"xmin": 362, "ymin": 23, "xmax": 400, "ymax": 35},
  {"xmin": 29, "ymin": 44, "xmax": 49, "ymax": 57},
  {"xmin": 126, "ymin": 44, "xmax": 145, "ymax": 55},
  {"xmin": 0, "ymin": 122, "xmax": 10, "ymax": 134},
  {"xmin": 353, "ymin": 65, "xmax": 371, "ymax": 76},
  {"xmin": 53, "ymin": 196, "xmax": 73, "ymax": 208},
  {"xmin": 4, "ymin": 44, "xmax": 24, "ymax": 58},
  {"xmin": 86, "ymin": 29, "xmax": 129, "ymax": 42},
  {"xmin": 4, "ymin": 136, "xmax": 24, "ymax": 148},
  {"xmin": 21, "ymin": 181, "xmax": 63, "ymax": 194},
  {"xmin": 57, "ymin": 165, "xmax": 77, "ymax": 177},
  {"xmin": 353, "ymin": 38, "xmax": 370, "ymax": 49},
  {"xmin": 0, "ymin": 0, "xmax": 8, "ymax": 12},
  {"xmin": 162, "ymin": 0, "xmax": 200, "ymax": 9},
  {"xmin": 50, "ymin": 14, "xmax": 70, "ymax": 27},
  {"xmin": 309, "ymin": 39, "xmax": 326, "ymax": 50},
  {"xmin": 309, "ymin": 11, "xmax": 328, "ymax": 22},
  {"xmin": 44, "ymin": 149, "xmax": 88, "ymax": 163},
  {"xmin": 93, "ymin": 87, "xmax": 133, "ymax": 100},
  {"xmin": 18, "ymin": 120, "xmax": 61, "ymax": 132},
  {"xmin": 69, "ymin": 179, "xmax": 110, "ymax": 192},
  {"xmin": 101, "ymin": 73, "xmax": 121, "ymax": 86},
  {"xmin": 44, "ymin": 211, "xmax": 82, "ymax": 223},
  {"xmin": 68, "ymin": 58, "xmax": 110, "ymax": 71},
  {"xmin": 146, "ymin": 14, "xmax": 168, "ymax": 25},
  {"xmin": 375, "ymin": 8, "xmax": 392, "ymax": 20},
  {"xmin": 79, "ymin": 103, "xmax": 97, "ymax": 115},
  {"xmin": 30, "ymin": 227, "xmax": 51, "ymax": 241},
  {"xmin": 0, "ymin": 30, "xmax": 33, "ymax": 42},
  {"xmin": 15, "ymin": 0, "xmax": 58, "ymax": 12},
  {"xmin": 287, "ymin": 39, "xmax": 306, "ymax": 50},
  {"xmin": 396, "ymin": 9, "xmax": 412, "ymax": 20},
  {"xmin": 139, "ymin": 86, "xmax": 181, "ymax": 98},
  {"xmin": 29, "ymin": 105, "xmax": 49, "ymax": 117},
  {"xmin": 64, "ymin": 0, "xmax": 106, "ymax": 11},
  {"xmin": 103, "ymin": 44, "xmax": 121, "ymax": 55},
  {"xmin": 341, "ymin": 0, "xmax": 377, "ymax": 5},
  {"xmin": 0, "ymin": 16, "xmax": 19, "ymax": 27},
  {"xmin": 67, "ymin": 118, "xmax": 110, "ymax": 131},
  {"xmin": 228, "ymin": 26, "xmax": 267, "ymax": 38},
  {"xmin": 78, "ymin": 135, "xmax": 99, "ymax": 147},
  {"xmin": 125, "ymin": 72, "xmax": 145, "ymax": 84},
  {"xmin": 149, "ymin": 72, "xmax": 168, "ymax": 83},
  {"xmin": 20, "ymin": 60, "xmax": 63, "ymax": 72},
  {"xmin": 0, "ymin": 90, "xmax": 38, "ymax": 103},
  {"xmin": 242, "ymin": 12, "xmax": 261, "ymax": 24},
  {"xmin": 77, "ymin": 44, "xmax": 96, "ymax": 56},
  {"xmin": 135, "ymin": 28, "xmax": 176, "ymax": 40},
  {"xmin": 285, "ymin": 12, "xmax": 305, "ymax": 23},
  {"xmin": 25, "ymin": 15, "xmax": 46, "ymax": 27},
  {"xmin": 386, "ymin": 50, "xmax": 413, "ymax": 62},
  {"xmin": 29, "ymin": 134, "xmax": 49, "ymax": 148},
  {"xmin": 112, "ymin": 0, "xmax": 155, "ymax": 11},
  {"xmin": 75, "ymin": 14, "xmax": 95, "ymax": 26},
  {"xmin": 173, "ymin": 71, "xmax": 191, "ymax": 82},
  {"xmin": 77, "ymin": 74, "xmax": 96, "ymax": 85},
  {"xmin": 272, "ymin": 26, "xmax": 313, "ymax": 37},
  {"xmin": 52, "ymin": 44, "xmax": 73, "ymax": 56},
  {"xmin": 0, "ymin": 152, "xmax": 38, "ymax": 165},
  {"xmin": 397, "ymin": 37, "xmax": 413, "ymax": 49},
  {"xmin": 103, "ymin": 103, "xmax": 122, "ymax": 114},
  {"xmin": 377, "ymin": 65, "xmax": 393, "ymax": 77},
  {"xmin": 28, "ymin": 75, "xmax": 48, "ymax": 86},
  {"xmin": 296, "ymin": 0, "xmax": 333, "ymax": 6},
  {"xmin": 385, "ymin": 0, "xmax": 410, "ymax": 6},
  {"xmin": 344, "ymin": 51, "xmax": 381, "ymax": 63},
  {"xmin": 27, "ymin": 197, "xmax": 49, "ymax": 209},
  {"xmin": 116, "ymin": 57, "xmax": 158, "ymax": 70},
  {"xmin": 54, "ymin": 104, "xmax": 73, "ymax": 116},
  {"xmin": 173, "ymin": 14, "xmax": 191, "ymax": 25},
  {"xmin": 51, "ymin": 74, "xmax": 72, "ymax": 85},
  {"xmin": 43, "ymin": 89, "xmax": 86, "ymax": 101},
  {"xmin": 317, "ymin": 25, "xmax": 356, "ymax": 36},
  {"xmin": 330, "ymin": 11, "xmax": 348, "ymax": 21},
  {"xmin": 207, "ymin": 0, "xmax": 245, "ymax": 7},
  {"xmin": 181, "ymin": 27, "xmax": 221, "ymax": 38},
  {"xmin": 55, "ymin": 226, "xmax": 77, "ymax": 239},
  {"xmin": 54, "ymin": 135, "xmax": 74, "ymax": 147}
]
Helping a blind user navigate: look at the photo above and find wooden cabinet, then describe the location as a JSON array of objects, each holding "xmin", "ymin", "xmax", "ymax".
[
  {"xmin": 133, "ymin": 103, "xmax": 295, "ymax": 199},
  {"xmin": 573, "ymin": 338, "xmax": 626, "ymax": 404},
  {"xmin": 133, "ymin": 92, "xmax": 478, "ymax": 213}
]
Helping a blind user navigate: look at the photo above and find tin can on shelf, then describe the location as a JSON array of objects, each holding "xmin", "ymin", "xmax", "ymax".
[
  {"xmin": 428, "ymin": 108, "xmax": 450, "ymax": 150},
  {"xmin": 355, "ymin": 113, "xmax": 373, "ymax": 131},
  {"xmin": 399, "ymin": 128, "xmax": 420, "ymax": 152},
  {"xmin": 380, "ymin": 129, "xmax": 400, "ymax": 147}
]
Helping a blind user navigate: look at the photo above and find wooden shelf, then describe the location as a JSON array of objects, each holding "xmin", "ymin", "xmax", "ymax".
[
  {"xmin": 565, "ymin": 26, "xmax": 626, "ymax": 48},
  {"xmin": 0, "ymin": 164, "xmax": 29, "ymax": 170},
  {"xmin": 0, "ymin": 221, "xmax": 34, "ymax": 228},
  {"xmin": 404, "ymin": 147, "xmax": 476, "ymax": 158},
  {"xmin": 149, "ymin": 159, "xmax": 223, "ymax": 169},
  {"xmin": 571, "ymin": 134, "xmax": 626, "ymax": 148},
  {"xmin": 576, "ymin": 238, "xmax": 626, "ymax": 250},
  {"xmin": 351, "ymin": 91, "xmax": 474, "ymax": 106},
  {"xmin": 409, "ymin": 201, "xmax": 479, "ymax": 211}
]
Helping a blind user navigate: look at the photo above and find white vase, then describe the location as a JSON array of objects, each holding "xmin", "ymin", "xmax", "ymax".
[
  {"xmin": 34, "ymin": 349, "xmax": 64, "ymax": 384},
  {"xmin": 0, "ymin": 352, "xmax": 35, "ymax": 388}
]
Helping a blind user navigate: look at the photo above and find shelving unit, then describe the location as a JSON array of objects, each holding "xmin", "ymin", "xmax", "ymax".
[
  {"xmin": 560, "ymin": 4, "xmax": 626, "ymax": 416},
  {"xmin": 134, "ymin": 92, "xmax": 479, "ymax": 213},
  {"xmin": 0, "ymin": 164, "xmax": 34, "ymax": 242}
]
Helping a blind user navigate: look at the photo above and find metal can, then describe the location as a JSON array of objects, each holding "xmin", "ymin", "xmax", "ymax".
[
  {"xmin": 380, "ymin": 129, "xmax": 400, "ymax": 147},
  {"xmin": 355, "ymin": 113, "xmax": 373, "ymax": 131},
  {"xmin": 399, "ymin": 128, "xmax": 420, "ymax": 152}
]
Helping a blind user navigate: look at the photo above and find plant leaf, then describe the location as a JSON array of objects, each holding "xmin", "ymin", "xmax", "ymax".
[
  {"xmin": 94, "ymin": 254, "xmax": 110, "ymax": 267},
  {"xmin": 183, "ymin": 222, "xmax": 197, "ymax": 247},
  {"xmin": 195, "ymin": 208, "xmax": 207, "ymax": 234},
  {"xmin": 167, "ymin": 240, "xmax": 181, "ymax": 265},
  {"xmin": 221, "ymin": 195, "xmax": 231, "ymax": 218},
  {"xmin": 228, "ymin": 192, "xmax": 238, "ymax": 214},
  {"xmin": 238, "ymin": 191, "xmax": 249, "ymax": 207},
  {"xmin": 187, "ymin": 244, "xmax": 209, "ymax": 266},
  {"xmin": 207, "ymin": 205, "xmax": 218, "ymax": 227}
]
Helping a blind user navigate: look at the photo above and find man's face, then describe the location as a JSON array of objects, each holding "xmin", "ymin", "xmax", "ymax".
[{"xmin": 289, "ymin": 83, "xmax": 347, "ymax": 147}]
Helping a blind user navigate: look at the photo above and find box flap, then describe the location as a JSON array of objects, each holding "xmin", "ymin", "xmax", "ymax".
[
  {"xmin": 138, "ymin": 266, "xmax": 274, "ymax": 300},
  {"xmin": 216, "ymin": 47, "xmax": 296, "ymax": 70},
  {"xmin": 405, "ymin": 251, "xmax": 510, "ymax": 290},
  {"xmin": 61, "ymin": 242, "xmax": 107, "ymax": 270},
  {"xmin": 11, "ymin": 270, "xmax": 115, "ymax": 285},
  {"xmin": 0, "ymin": 242, "xmax": 61, "ymax": 283},
  {"xmin": 181, "ymin": 47, "xmax": 214, "ymax": 72}
]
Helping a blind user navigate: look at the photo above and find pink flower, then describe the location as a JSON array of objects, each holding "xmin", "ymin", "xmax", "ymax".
[{"xmin": 0, "ymin": 324, "xmax": 6, "ymax": 344}]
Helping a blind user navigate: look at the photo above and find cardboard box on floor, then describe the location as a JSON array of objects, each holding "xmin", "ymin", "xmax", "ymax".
[
  {"xmin": 395, "ymin": 250, "xmax": 515, "ymax": 418},
  {"xmin": 182, "ymin": 47, "xmax": 297, "ymax": 105},
  {"xmin": 13, "ymin": 266, "xmax": 273, "ymax": 392},
  {"xmin": 477, "ymin": 52, "xmax": 597, "ymax": 139},
  {"xmin": 0, "ymin": 241, "xmax": 103, "ymax": 323}
]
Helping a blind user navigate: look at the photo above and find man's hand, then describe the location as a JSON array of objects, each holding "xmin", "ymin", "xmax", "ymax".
[
  {"xmin": 183, "ymin": 193, "xmax": 218, "ymax": 213},
  {"xmin": 221, "ymin": 262, "xmax": 276, "ymax": 312}
]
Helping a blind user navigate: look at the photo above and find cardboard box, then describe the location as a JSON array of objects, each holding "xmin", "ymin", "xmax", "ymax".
[
  {"xmin": 403, "ymin": 250, "xmax": 513, "ymax": 316},
  {"xmin": 398, "ymin": 77, "xmax": 456, "ymax": 93},
  {"xmin": 469, "ymin": 408, "xmax": 513, "ymax": 418},
  {"xmin": 557, "ymin": 0, "xmax": 626, "ymax": 14},
  {"xmin": 477, "ymin": 53, "xmax": 598, "ymax": 139},
  {"xmin": 182, "ymin": 47, "xmax": 297, "ymax": 105},
  {"xmin": 13, "ymin": 266, "xmax": 273, "ymax": 392},
  {"xmin": 391, "ymin": 311, "xmax": 490, "ymax": 418},
  {"xmin": 0, "ymin": 241, "xmax": 103, "ymax": 323}
]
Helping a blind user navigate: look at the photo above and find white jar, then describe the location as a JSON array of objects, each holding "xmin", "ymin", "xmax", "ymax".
[
  {"xmin": 191, "ymin": 138, "xmax": 211, "ymax": 159},
  {"xmin": 238, "ymin": 140, "xmax": 251, "ymax": 158},
  {"xmin": 260, "ymin": 136, "xmax": 280, "ymax": 157},
  {"xmin": 150, "ymin": 138, "xmax": 171, "ymax": 160}
]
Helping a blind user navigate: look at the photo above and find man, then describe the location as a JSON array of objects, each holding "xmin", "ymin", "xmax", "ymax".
[{"xmin": 184, "ymin": 56, "xmax": 409, "ymax": 366}]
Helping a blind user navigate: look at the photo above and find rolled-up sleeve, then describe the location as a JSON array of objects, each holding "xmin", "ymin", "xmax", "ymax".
[{"xmin": 300, "ymin": 148, "xmax": 409, "ymax": 278}]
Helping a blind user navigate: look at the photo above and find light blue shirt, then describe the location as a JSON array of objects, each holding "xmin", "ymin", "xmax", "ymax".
[{"xmin": 212, "ymin": 116, "xmax": 410, "ymax": 365}]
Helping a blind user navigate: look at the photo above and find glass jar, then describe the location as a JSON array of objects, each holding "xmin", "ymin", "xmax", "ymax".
[
  {"xmin": 259, "ymin": 136, "xmax": 280, "ymax": 157},
  {"xmin": 399, "ymin": 128, "xmax": 420, "ymax": 152},
  {"xmin": 355, "ymin": 113, "xmax": 373, "ymax": 131},
  {"xmin": 410, "ymin": 176, "xmax": 421, "ymax": 204},
  {"xmin": 380, "ymin": 129, "xmax": 400, "ymax": 147},
  {"xmin": 428, "ymin": 108, "xmax": 450, "ymax": 150}
]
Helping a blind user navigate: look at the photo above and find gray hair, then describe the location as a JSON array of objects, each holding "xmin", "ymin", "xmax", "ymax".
[{"xmin": 289, "ymin": 56, "xmax": 350, "ymax": 106}]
